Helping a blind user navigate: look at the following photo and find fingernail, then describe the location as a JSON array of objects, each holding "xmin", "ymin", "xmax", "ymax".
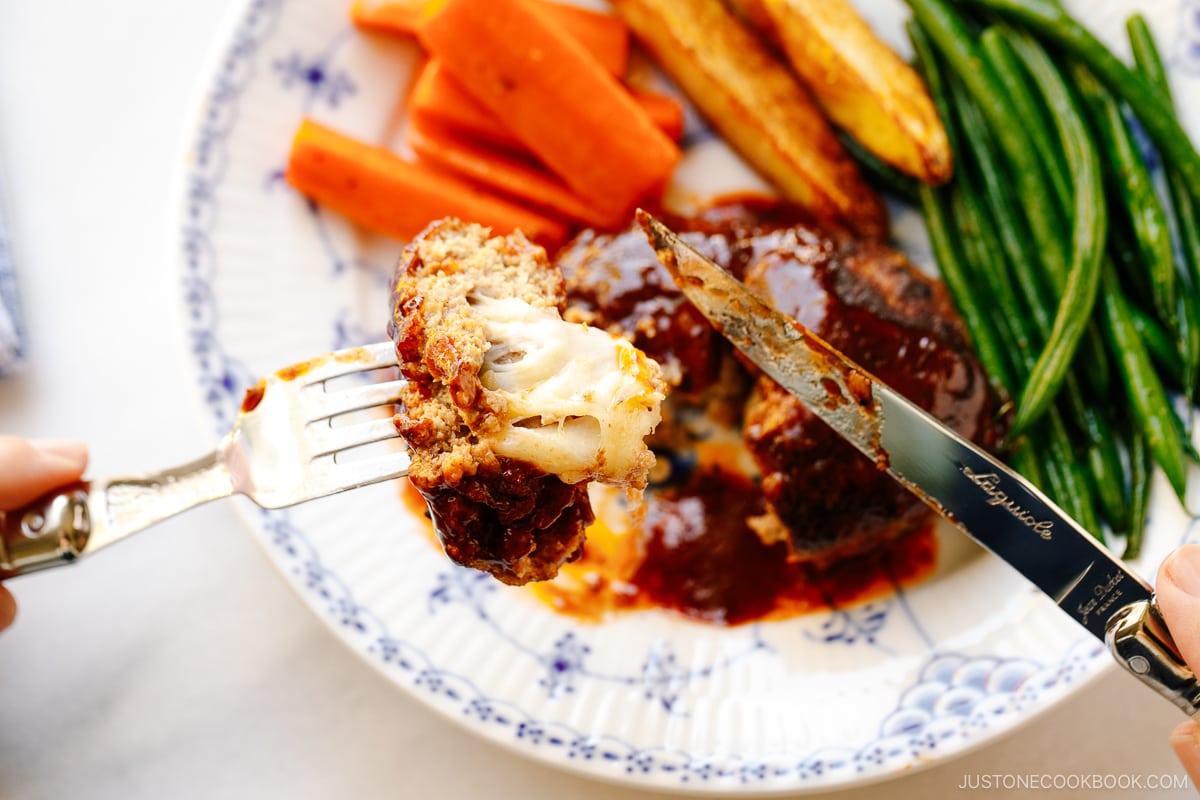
[
  {"xmin": 31, "ymin": 438, "xmax": 87, "ymax": 468},
  {"xmin": 1164, "ymin": 545, "xmax": 1200, "ymax": 597}
]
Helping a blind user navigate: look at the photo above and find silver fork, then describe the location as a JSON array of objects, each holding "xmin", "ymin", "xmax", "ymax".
[{"xmin": 1, "ymin": 342, "xmax": 410, "ymax": 578}]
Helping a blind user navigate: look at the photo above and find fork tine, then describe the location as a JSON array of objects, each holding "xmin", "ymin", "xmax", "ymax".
[
  {"xmin": 308, "ymin": 450, "xmax": 412, "ymax": 495},
  {"xmin": 308, "ymin": 417, "xmax": 402, "ymax": 459},
  {"xmin": 278, "ymin": 342, "xmax": 398, "ymax": 388},
  {"xmin": 229, "ymin": 342, "xmax": 413, "ymax": 510},
  {"xmin": 308, "ymin": 378, "xmax": 406, "ymax": 422}
]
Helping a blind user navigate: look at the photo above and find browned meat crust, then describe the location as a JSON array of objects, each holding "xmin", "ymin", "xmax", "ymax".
[
  {"xmin": 415, "ymin": 460, "xmax": 594, "ymax": 584},
  {"xmin": 389, "ymin": 219, "xmax": 587, "ymax": 584},
  {"xmin": 556, "ymin": 200, "xmax": 821, "ymax": 399},
  {"xmin": 556, "ymin": 203, "xmax": 1002, "ymax": 567},
  {"xmin": 742, "ymin": 236, "xmax": 1002, "ymax": 564},
  {"xmin": 389, "ymin": 218, "xmax": 665, "ymax": 585},
  {"xmin": 557, "ymin": 225, "xmax": 732, "ymax": 398}
]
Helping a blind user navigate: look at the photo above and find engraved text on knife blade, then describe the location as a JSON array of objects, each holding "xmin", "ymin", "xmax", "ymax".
[{"xmin": 960, "ymin": 465, "xmax": 1055, "ymax": 540}]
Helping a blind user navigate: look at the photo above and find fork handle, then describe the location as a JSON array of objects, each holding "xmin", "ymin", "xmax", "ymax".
[
  {"xmin": 0, "ymin": 451, "xmax": 234, "ymax": 578},
  {"xmin": 0, "ymin": 483, "xmax": 92, "ymax": 578}
]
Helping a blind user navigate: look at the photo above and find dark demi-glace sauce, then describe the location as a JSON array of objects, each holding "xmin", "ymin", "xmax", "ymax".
[
  {"xmin": 399, "ymin": 195, "xmax": 994, "ymax": 626},
  {"xmin": 631, "ymin": 466, "xmax": 935, "ymax": 625},
  {"xmin": 528, "ymin": 469, "xmax": 936, "ymax": 627},
  {"xmin": 402, "ymin": 471, "xmax": 935, "ymax": 626}
]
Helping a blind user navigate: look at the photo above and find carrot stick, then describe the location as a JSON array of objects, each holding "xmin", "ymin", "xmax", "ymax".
[
  {"xmin": 410, "ymin": 61, "xmax": 683, "ymax": 152},
  {"xmin": 627, "ymin": 86, "xmax": 685, "ymax": 142},
  {"xmin": 350, "ymin": 0, "xmax": 425, "ymax": 35},
  {"xmin": 420, "ymin": 0, "xmax": 679, "ymax": 221},
  {"xmin": 285, "ymin": 119, "xmax": 568, "ymax": 248},
  {"xmin": 529, "ymin": 1, "xmax": 629, "ymax": 77},
  {"xmin": 408, "ymin": 119, "xmax": 622, "ymax": 227},
  {"xmin": 353, "ymin": 0, "xmax": 630, "ymax": 77},
  {"xmin": 408, "ymin": 61, "xmax": 518, "ymax": 150}
]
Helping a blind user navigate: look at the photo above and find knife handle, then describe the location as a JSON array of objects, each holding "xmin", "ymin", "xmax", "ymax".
[{"xmin": 1106, "ymin": 599, "xmax": 1200, "ymax": 719}]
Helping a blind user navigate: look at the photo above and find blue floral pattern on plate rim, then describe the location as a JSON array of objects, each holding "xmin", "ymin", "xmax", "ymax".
[{"xmin": 177, "ymin": 0, "xmax": 1200, "ymax": 792}]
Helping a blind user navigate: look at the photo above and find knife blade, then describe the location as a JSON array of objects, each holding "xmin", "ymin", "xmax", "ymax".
[{"xmin": 638, "ymin": 210, "xmax": 1200, "ymax": 717}]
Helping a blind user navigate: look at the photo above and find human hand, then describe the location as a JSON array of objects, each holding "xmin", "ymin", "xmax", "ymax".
[
  {"xmin": 0, "ymin": 436, "xmax": 89, "ymax": 632},
  {"xmin": 1156, "ymin": 544, "xmax": 1200, "ymax": 786}
]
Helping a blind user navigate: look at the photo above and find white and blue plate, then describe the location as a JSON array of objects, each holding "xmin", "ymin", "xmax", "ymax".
[{"xmin": 177, "ymin": 0, "xmax": 1200, "ymax": 793}]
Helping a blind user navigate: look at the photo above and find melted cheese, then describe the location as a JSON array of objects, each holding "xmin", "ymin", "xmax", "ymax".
[{"xmin": 474, "ymin": 295, "xmax": 665, "ymax": 486}]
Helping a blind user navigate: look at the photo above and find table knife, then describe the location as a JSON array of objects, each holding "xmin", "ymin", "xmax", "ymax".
[{"xmin": 639, "ymin": 210, "xmax": 1200, "ymax": 718}]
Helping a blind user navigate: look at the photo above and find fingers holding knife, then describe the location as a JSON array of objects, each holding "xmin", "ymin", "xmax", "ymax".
[{"xmin": 1157, "ymin": 546, "xmax": 1200, "ymax": 786}]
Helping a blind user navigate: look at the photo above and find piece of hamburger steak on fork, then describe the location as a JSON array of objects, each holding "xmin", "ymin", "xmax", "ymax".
[{"xmin": 388, "ymin": 218, "xmax": 667, "ymax": 585}]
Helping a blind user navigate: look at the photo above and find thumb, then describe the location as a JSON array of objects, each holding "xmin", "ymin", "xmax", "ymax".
[
  {"xmin": 0, "ymin": 436, "xmax": 88, "ymax": 509},
  {"xmin": 1156, "ymin": 544, "xmax": 1200, "ymax": 671},
  {"xmin": 1171, "ymin": 720, "xmax": 1200, "ymax": 788},
  {"xmin": 1157, "ymin": 546, "xmax": 1200, "ymax": 787}
]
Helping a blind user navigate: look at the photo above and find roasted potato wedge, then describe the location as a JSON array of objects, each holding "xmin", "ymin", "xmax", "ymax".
[
  {"xmin": 724, "ymin": 0, "xmax": 779, "ymax": 47},
  {"xmin": 612, "ymin": 0, "xmax": 887, "ymax": 238},
  {"xmin": 752, "ymin": 0, "xmax": 952, "ymax": 185}
]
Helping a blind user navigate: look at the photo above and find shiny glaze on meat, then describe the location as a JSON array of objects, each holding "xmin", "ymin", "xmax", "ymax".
[
  {"xmin": 524, "ymin": 197, "xmax": 1004, "ymax": 623},
  {"xmin": 742, "ymin": 237, "xmax": 1001, "ymax": 564},
  {"xmin": 629, "ymin": 465, "xmax": 937, "ymax": 625},
  {"xmin": 531, "ymin": 463, "xmax": 937, "ymax": 626},
  {"xmin": 417, "ymin": 458, "xmax": 592, "ymax": 582},
  {"xmin": 556, "ymin": 197, "xmax": 824, "ymax": 397}
]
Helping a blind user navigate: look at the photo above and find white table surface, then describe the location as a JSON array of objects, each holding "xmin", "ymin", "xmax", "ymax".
[{"xmin": 0, "ymin": 2, "xmax": 1194, "ymax": 798}]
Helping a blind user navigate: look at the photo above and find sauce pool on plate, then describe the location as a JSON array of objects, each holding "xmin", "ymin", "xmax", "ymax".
[{"xmin": 526, "ymin": 465, "xmax": 936, "ymax": 626}]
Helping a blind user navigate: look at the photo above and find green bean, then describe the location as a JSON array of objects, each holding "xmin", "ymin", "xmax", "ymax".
[
  {"xmin": 956, "ymin": 99, "xmax": 1114, "ymax": 462},
  {"xmin": 1081, "ymin": 409, "xmax": 1128, "ymax": 532},
  {"xmin": 1100, "ymin": 263, "xmax": 1190, "ymax": 502},
  {"xmin": 1126, "ymin": 16, "xmax": 1167, "ymax": 93},
  {"xmin": 1176, "ymin": 294, "xmax": 1200, "ymax": 406},
  {"xmin": 947, "ymin": 69, "xmax": 1109, "ymax": 396},
  {"xmin": 949, "ymin": 81, "xmax": 1126, "ymax": 517},
  {"xmin": 914, "ymin": 22, "xmax": 1110, "ymax": 533},
  {"xmin": 913, "ymin": 3, "xmax": 1192, "ymax": 531},
  {"xmin": 1129, "ymin": 302, "xmax": 1186, "ymax": 385},
  {"xmin": 1012, "ymin": 410, "xmax": 1102, "ymax": 538},
  {"xmin": 952, "ymin": 184, "xmax": 1123, "ymax": 516},
  {"xmin": 940, "ymin": 172, "xmax": 1108, "ymax": 532},
  {"xmin": 1124, "ymin": 430, "xmax": 1152, "ymax": 559},
  {"xmin": 946, "ymin": 122, "xmax": 1056, "ymax": 376},
  {"xmin": 838, "ymin": 133, "xmax": 921, "ymax": 205},
  {"xmin": 950, "ymin": 87, "xmax": 1049, "ymax": 327},
  {"xmin": 1174, "ymin": 401, "xmax": 1200, "ymax": 464},
  {"xmin": 910, "ymin": 21, "xmax": 1014, "ymax": 392},
  {"xmin": 918, "ymin": 181, "xmax": 1014, "ymax": 394},
  {"xmin": 1071, "ymin": 63, "xmax": 1176, "ymax": 332},
  {"xmin": 1011, "ymin": 445, "xmax": 1047, "ymax": 495},
  {"xmin": 1039, "ymin": 408, "xmax": 1104, "ymax": 536},
  {"xmin": 995, "ymin": 29, "xmax": 1114, "ymax": 396},
  {"xmin": 1129, "ymin": 14, "xmax": 1200, "ymax": 397},
  {"xmin": 905, "ymin": 0, "xmax": 1068, "ymax": 278},
  {"xmin": 906, "ymin": 21, "xmax": 963, "ymax": 164},
  {"xmin": 910, "ymin": 23, "xmax": 1016, "ymax": 396},
  {"xmin": 978, "ymin": 28, "xmax": 1070, "ymax": 211},
  {"xmin": 967, "ymin": 0, "xmax": 1200, "ymax": 208},
  {"xmin": 1106, "ymin": 219, "xmax": 1154, "ymax": 308},
  {"xmin": 1001, "ymin": 38, "xmax": 1106, "ymax": 434},
  {"xmin": 950, "ymin": 186, "xmax": 1033, "ymax": 366},
  {"xmin": 1130, "ymin": 17, "xmax": 1200, "ymax": 291},
  {"xmin": 997, "ymin": 29, "xmax": 1077, "ymax": 291}
]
